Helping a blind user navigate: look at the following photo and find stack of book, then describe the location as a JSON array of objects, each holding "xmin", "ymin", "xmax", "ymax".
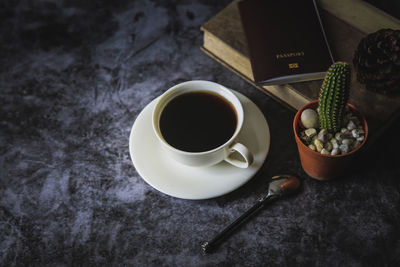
[{"xmin": 201, "ymin": 0, "xmax": 400, "ymax": 141}]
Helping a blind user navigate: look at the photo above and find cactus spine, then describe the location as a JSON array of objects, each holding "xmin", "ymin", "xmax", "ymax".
[{"xmin": 319, "ymin": 62, "xmax": 351, "ymax": 133}]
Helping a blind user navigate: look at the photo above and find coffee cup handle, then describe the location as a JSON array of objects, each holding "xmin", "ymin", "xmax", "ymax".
[{"xmin": 225, "ymin": 142, "xmax": 254, "ymax": 168}]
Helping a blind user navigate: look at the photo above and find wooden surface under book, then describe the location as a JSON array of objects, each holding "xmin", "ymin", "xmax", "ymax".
[{"xmin": 201, "ymin": 0, "xmax": 400, "ymax": 141}]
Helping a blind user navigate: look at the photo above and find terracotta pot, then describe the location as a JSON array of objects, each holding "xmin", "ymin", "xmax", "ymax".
[{"xmin": 293, "ymin": 100, "xmax": 368, "ymax": 181}]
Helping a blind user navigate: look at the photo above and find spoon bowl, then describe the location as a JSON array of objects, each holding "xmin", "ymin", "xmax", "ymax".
[{"xmin": 202, "ymin": 174, "xmax": 301, "ymax": 253}]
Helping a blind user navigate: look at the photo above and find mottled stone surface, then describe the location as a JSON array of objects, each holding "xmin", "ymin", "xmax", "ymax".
[{"xmin": 1, "ymin": 1, "xmax": 400, "ymax": 266}]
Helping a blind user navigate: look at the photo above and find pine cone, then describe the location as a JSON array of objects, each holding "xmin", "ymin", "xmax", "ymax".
[{"xmin": 353, "ymin": 28, "xmax": 400, "ymax": 95}]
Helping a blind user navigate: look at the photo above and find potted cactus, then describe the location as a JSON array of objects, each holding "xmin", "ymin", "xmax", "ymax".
[{"xmin": 293, "ymin": 62, "xmax": 368, "ymax": 180}]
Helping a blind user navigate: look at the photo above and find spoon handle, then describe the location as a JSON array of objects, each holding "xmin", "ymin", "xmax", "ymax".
[{"xmin": 201, "ymin": 195, "xmax": 276, "ymax": 253}]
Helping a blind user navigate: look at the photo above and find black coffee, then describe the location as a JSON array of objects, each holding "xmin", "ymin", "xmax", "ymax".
[{"xmin": 160, "ymin": 91, "xmax": 237, "ymax": 152}]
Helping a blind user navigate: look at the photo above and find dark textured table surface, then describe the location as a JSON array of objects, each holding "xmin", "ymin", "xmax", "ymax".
[{"xmin": 1, "ymin": 1, "xmax": 400, "ymax": 266}]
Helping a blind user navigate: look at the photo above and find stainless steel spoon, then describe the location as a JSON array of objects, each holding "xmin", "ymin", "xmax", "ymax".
[{"xmin": 201, "ymin": 175, "xmax": 301, "ymax": 253}]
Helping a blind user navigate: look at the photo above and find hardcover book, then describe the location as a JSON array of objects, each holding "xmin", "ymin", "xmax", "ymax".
[{"xmin": 238, "ymin": 0, "xmax": 334, "ymax": 85}]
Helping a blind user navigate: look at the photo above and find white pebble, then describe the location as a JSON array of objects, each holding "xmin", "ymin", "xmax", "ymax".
[
  {"xmin": 317, "ymin": 129, "xmax": 328, "ymax": 143},
  {"xmin": 305, "ymin": 128, "xmax": 317, "ymax": 138},
  {"xmin": 351, "ymin": 129, "xmax": 360, "ymax": 138},
  {"xmin": 301, "ymin": 109, "xmax": 319, "ymax": 129},
  {"xmin": 342, "ymin": 139, "xmax": 354, "ymax": 145},
  {"xmin": 357, "ymin": 135, "xmax": 365, "ymax": 142},
  {"xmin": 311, "ymin": 135, "xmax": 318, "ymax": 143},
  {"xmin": 321, "ymin": 148, "xmax": 330, "ymax": 155},
  {"xmin": 314, "ymin": 139, "xmax": 324, "ymax": 152},
  {"xmin": 330, "ymin": 138, "xmax": 339, "ymax": 147},
  {"xmin": 347, "ymin": 120, "xmax": 357, "ymax": 130},
  {"xmin": 340, "ymin": 144, "xmax": 350, "ymax": 154},
  {"xmin": 308, "ymin": 144, "xmax": 316, "ymax": 151},
  {"xmin": 335, "ymin": 132, "xmax": 343, "ymax": 141},
  {"xmin": 341, "ymin": 128, "xmax": 349, "ymax": 133},
  {"xmin": 331, "ymin": 148, "xmax": 340, "ymax": 155}
]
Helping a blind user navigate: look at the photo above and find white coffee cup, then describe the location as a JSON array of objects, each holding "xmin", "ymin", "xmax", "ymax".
[{"xmin": 152, "ymin": 80, "xmax": 253, "ymax": 168}]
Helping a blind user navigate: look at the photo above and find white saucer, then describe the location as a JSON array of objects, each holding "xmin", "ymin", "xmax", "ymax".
[{"xmin": 129, "ymin": 90, "xmax": 270, "ymax": 200}]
